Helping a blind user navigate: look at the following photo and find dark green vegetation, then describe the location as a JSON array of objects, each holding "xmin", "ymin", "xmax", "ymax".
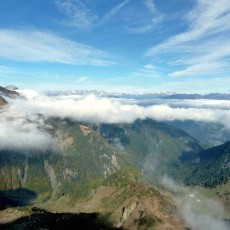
[
  {"xmin": 185, "ymin": 141, "xmax": 230, "ymax": 188},
  {"xmin": 93, "ymin": 119, "xmax": 204, "ymax": 182},
  {"xmin": 93, "ymin": 119, "xmax": 230, "ymax": 189}
]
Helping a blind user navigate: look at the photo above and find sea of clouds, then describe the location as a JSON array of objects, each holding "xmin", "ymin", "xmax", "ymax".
[
  {"xmin": 1, "ymin": 88, "xmax": 230, "ymax": 151},
  {"xmin": 0, "ymin": 89, "xmax": 230, "ymax": 229}
]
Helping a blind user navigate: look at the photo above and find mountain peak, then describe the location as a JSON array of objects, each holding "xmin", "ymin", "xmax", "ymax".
[{"xmin": 0, "ymin": 86, "xmax": 20, "ymax": 99}]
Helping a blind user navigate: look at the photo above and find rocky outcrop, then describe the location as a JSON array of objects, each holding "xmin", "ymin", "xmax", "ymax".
[
  {"xmin": 44, "ymin": 160, "xmax": 60, "ymax": 199},
  {"xmin": 17, "ymin": 160, "xmax": 28, "ymax": 188},
  {"xmin": 0, "ymin": 86, "xmax": 20, "ymax": 99}
]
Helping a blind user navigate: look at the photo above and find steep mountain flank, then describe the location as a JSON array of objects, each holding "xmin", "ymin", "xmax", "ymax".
[
  {"xmin": 185, "ymin": 141, "xmax": 230, "ymax": 188},
  {"xmin": 0, "ymin": 170, "xmax": 188, "ymax": 230},
  {"xmin": 93, "ymin": 119, "xmax": 204, "ymax": 181},
  {"xmin": 0, "ymin": 119, "xmax": 121, "ymax": 202}
]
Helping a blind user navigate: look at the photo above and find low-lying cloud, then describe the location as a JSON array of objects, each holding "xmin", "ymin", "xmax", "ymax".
[
  {"xmin": 160, "ymin": 175, "xmax": 229, "ymax": 230},
  {"xmin": 0, "ymin": 105, "xmax": 56, "ymax": 151},
  {"xmin": 10, "ymin": 90, "xmax": 230, "ymax": 129},
  {"xmin": 1, "ymin": 89, "xmax": 230, "ymax": 150}
]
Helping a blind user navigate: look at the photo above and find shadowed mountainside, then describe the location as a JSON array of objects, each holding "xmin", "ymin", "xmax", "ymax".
[
  {"xmin": 0, "ymin": 86, "xmax": 20, "ymax": 99},
  {"xmin": 0, "ymin": 96, "xmax": 7, "ymax": 107},
  {"xmin": 185, "ymin": 141, "xmax": 230, "ymax": 188},
  {"xmin": 0, "ymin": 188, "xmax": 37, "ymax": 210},
  {"xmin": 0, "ymin": 207, "xmax": 121, "ymax": 230}
]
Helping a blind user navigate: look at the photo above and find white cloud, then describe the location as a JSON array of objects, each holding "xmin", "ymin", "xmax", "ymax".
[
  {"xmin": 160, "ymin": 176, "xmax": 229, "ymax": 230},
  {"xmin": 0, "ymin": 29, "xmax": 113, "ymax": 66},
  {"xmin": 144, "ymin": 64, "xmax": 154, "ymax": 69},
  {"xmin": 55, "ymin": 0, "xmax": 97, "ymax": 31},
  {"xmin": 55, "ymin": 0, "xmax": 130, "ymax": 30},
  {"xmin": 143, "ymin": 0, "xmax": 156, "ymax": 14},
  {"xmin": 181, "ymin": 195, "xmax": 229, "ymax": 230},
  {"xmin": 132, "ymin": 64, "xmax": 158, "ymax": 78},
  {"xmin": 0, "ymin": 107, "xmax": 56, "ymax": 151},
  {"xmin": 102, "ymin": 0, "xmax": 130, "ymax": 23},
  {"xmin": 1, "ymin": 90, "xmax": 230, "ymax": 150},
  {"xmin": 5, "ymin": 92, "xmax": 230, "ymax": 130},
  {"xmin": 169, "ymin": 62, "xmax": 225, "ymax": 77},
  {"xmin": 145, "ymin": 0, "xmax": 230, "ymax": 77}
]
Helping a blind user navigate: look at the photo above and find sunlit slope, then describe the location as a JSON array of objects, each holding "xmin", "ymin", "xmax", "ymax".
[
  {"xmin": 0, "ymin": 169, "xmax": 187, "ymax": 230},
  {"xmin": 0, "ymin": 119, "xmax": 120, "ymax": 201}
]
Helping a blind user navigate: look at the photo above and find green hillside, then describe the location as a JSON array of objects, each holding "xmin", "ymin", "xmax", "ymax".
[
  {"xmin": 93, "ymin": 119, "xmax": 204, "ymax": 181},
  {"xmin": 185, "ymin": 141, "xmax": 230, "ymax": 188},
  {"xmin": 0, "ymin": 118, "xmax": 121, "ymax": 202}
]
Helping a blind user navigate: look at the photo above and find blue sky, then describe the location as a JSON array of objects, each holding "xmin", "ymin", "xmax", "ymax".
[{"xmin": 0, "ymin": 0, "xmax": 230, "ymax": 93}]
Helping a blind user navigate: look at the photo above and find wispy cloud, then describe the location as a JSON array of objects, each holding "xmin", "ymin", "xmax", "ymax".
[
  {"xmin": 126, "ymin": 0, "xmax": 163, "ymax": 33},
  {"xmin": 143, "ymin": 0, "xmax": 156, "ymax": 14},
  {"xmin": 0, "ymin": 29, "xmax": 113, "ymax": 66},
  {"xmin": 55, "ymin": 0, "xmax": 97, "ymax": 31},
  {"xmin": 145, "ymin": 0, "xmax": 230, "ymax": 77},
  {"xmin": 55, "ymin": 0, "xmax": 130, "ymax": 30},
  {"xmin": 102, "ymin": 0, "xmax": 130, "ymax": 23},
  {"xmin": 131, "ymin": 64, "xmax": 159, "ymax": 78},
  {"xmin": 169, "ymin": 62, "xmax": 226, "ymax": 77}
]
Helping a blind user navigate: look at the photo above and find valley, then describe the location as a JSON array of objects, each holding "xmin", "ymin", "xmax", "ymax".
[{"xmin": 0, "ymin": 86, "xmax": 230, "ymax": 229}]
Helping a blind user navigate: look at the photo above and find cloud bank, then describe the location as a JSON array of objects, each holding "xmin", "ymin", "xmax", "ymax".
[
  {"xmin": 1, "ymin": 90, "xmax": 230, "ymax": 151},
  {"xmin": 10, "ymin": 90, "xmax": 230, "ymax": 129},
  {"xmin": 0, "ymin": 107, "xmax": 56, "ymax": 151}
]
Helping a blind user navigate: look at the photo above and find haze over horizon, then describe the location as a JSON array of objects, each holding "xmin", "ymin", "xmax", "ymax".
[{"xmin": 0, "ymin": 0, "xmax": 230, "ymax": 93}]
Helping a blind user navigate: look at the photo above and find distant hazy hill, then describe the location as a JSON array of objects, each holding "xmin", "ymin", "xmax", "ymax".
[
  {"xmin": 185, "ymin": 141, "xmax": 230, "ymax": 188},
  {"xmin": 166, "ymin": 120, "xmax": 230, "ymax": 147},
  {"xmin": 165, "ymin": 93, "xmax": 230, "ymax": 100},
  {"xmin": 45, "ymin": 89, "xmax": 230, "ymax": 100}
]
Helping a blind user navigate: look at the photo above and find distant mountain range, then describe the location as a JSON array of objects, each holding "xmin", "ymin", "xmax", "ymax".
[{"xmin": 45, "ymin": 90, "xmax": 230, "ymax": 100}]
